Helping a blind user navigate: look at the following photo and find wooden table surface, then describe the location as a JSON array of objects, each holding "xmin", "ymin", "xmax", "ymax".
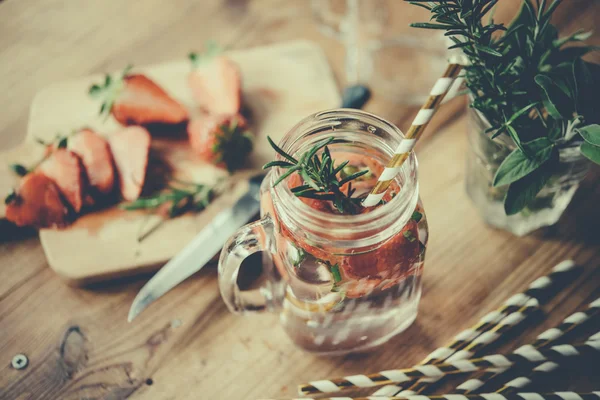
[{"xmin": 1, "ymin": 1, "xmax": 599, "ymax": 399}]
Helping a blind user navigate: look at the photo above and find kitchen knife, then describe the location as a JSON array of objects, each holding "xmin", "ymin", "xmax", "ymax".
[{"xmin": 128, "ymin": 174, "xmax": 264, "ymax": 322}]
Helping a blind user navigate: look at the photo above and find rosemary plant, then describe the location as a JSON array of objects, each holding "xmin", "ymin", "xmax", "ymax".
[{"xmin": 409, "ymin": 0, "xmax": 600, "ymax": 214}]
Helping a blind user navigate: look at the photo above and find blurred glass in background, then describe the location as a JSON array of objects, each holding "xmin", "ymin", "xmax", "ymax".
[{"xmin": 311, "ymin": 0, "xmax": 449, "ymax": 105}]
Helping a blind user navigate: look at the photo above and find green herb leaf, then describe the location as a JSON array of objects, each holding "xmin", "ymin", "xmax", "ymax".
[
  {"xmin": 506, "ymin": 103, "xmax": 539, "ymax": 126},
  {"xmin": 552, "ymin": 30, "xmax": 592, "ymax": 48},
  {"xmin": 580, "ymin": 141, "xmax": 600, "ymax": 165},
  {"xmin": 265, "ymin": 136, "xmax": 297, "ymax": 164},
  {"xmin": 189, "ymin": 40, "xmax": 223, "ymax": 67},
  {"xmin": 264, "ymin": 135, "xmax": 367, "ymax": 214},
  {"xmin": 338, "ymin": 170, "xmax": 369, "ymax": 186},
  {"xmin": 408, "ymin": 2, "xmax": 432, "ymax": 11},
  {"xmin": 263, "ymin": 160, "xmax": 294, "ymax": 169},
  {"xmin": 57, "ymin": 137, "xmax": 68, "ymax": 149},
  {"xmin": 578, "ymin": 124, "xmax": 600, "ymax": 146},
  {"xmin": 475, "ymin": 44, "xmax": 503, "ymax": 57},
  {"xmin": 88, "ymin": 84, "xmax": 103, "ymax": 96},
  {"xmin": 534, "ymin": 74, "xmax": 570, "ymax": 120},
  {"xmin": 10, "ymin": 164, "xmax": 28, "ymax": 177},
  {"xmin": 504, "ymin": 155, "xmax": 556, "ymax": 215},
  {"xmin": 410, "ymin": 22, "xmax": 457, "ymax": 30},
  {"xmin": 300, "ymin": 169, "xmax": 320, "ymax": 191},
  {"xmin": 121, "ymin": 181, "xmax": 217, "ymax": 217},
  {"xmin": 403, "ymin": 230, "xmax": 417, "ymax": 242},
  {"xmin": 493, "ymin": 138, "xmax": 554, "ymax": 187},
  {"xmin": 411, "ymin": 210, "xmax": 423, "ymax": 223},
  {"xmin": 273, "ymin": 167, "xmax": 299, "ymax": 187},
  {"xmin": 5, "ymin": 190, "xmax": 18, "ymax": 205},
  {"xmin": 331, "ymin": 160, "xmax": 350, "ymax": 177},
  {"xmin": 330, "ymin": 263, "xmax": 342, "ymax": 283},
  {"xmin": 122, "ymin": 64, "xmax": 133, "ymax": 77}
]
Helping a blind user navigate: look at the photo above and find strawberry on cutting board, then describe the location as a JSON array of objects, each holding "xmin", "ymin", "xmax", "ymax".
[
  {"xmin": 188, "ymin": 43, "xmax": 242, "ymax": 115},
  {"xmin": 187, "ymin": 113, "xmax": 252, "ymax": 172},
  {"xmin": 108, "ymin": 126, "xmax": 151, "ymax": 201},
  {"xmin": 89, "ymin": 66, "xmax": 189, "ymax": 126},
  {"xmin": 37, "ymin": 148, "xmax": 86, "ymax": 213},
  {"xmin": 5, "ymin": 173, "xmax": 70, "ymax": 228},
  {"xmin": 68, "ymin": 128, "xmax": 115, "ymax": 196}
]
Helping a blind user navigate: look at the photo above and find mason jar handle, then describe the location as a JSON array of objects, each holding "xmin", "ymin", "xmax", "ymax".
[{"xmin": 218, "ymin": 216, "xmax": 283, "ymax": 314}]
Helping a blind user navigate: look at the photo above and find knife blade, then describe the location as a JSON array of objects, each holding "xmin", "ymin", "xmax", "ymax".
[{"xmin": 128, "ymin": 174, "xmax": 264, "ymax": 322}]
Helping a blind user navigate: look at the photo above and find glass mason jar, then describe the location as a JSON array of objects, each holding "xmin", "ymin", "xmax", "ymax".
[
  {"xmin": 218, "ymin": 109, "xmax": 428, "ymax": 355},
  {"xmin": 466, "ymin": 105, "xmax": 591, "ymax": 236}
]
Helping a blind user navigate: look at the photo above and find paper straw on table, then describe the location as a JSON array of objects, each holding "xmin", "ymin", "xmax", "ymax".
[
  {"xmin": 298, "ymin": 338, "xmax": 600, "ymax": 395},
  {"xmin": 362, "ymin": 58, "xmax": 466, "ymax": 207},
  {"xmin": 280, "ymin": 391, "xmax": 600, "ymax": 400},
  {"xmin": 373, "ymin": 260, "xmax": 579, "ymax": 397},
  {"xmin": 496, "ymin": 325, "xmax": 600, "ymax": 395},
  {"xmin": 455, "ymin": 298, "xmax": 600, "ymax": 395}
]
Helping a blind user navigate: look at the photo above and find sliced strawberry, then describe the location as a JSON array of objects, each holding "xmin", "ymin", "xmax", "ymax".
[
  {"xmin": 188, "ymin": 54, "xmax": 242, "ymax": 115},
  {"xmin": 340, "ymin": 220, "xmax": 420, "ymax": 280},
  {"xmin": 37, "ymin": 149, "xmax": 86, "ymax": 213},
  {"xmin": 89, "ymin": 68, "xmax": 188, "ymax": 126},
  {"xmin": 5, "ymin": 173, "xmax": 70, "ymax": 228},
  {"xmin": 69, "ymin": 128, "xmax": 115, "ymax": 196},
  {"xmin": 108, "ymin": 126, "xmax": 151, "ymax": 201},
  {"xmin": 187, "ymin": 113, "xmax": 252, "ymax": 172}
]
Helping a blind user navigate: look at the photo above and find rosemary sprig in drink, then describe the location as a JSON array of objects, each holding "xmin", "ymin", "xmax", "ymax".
[{"xmin": 263, "ymin": 136, "xmax": 369, "ymax": 215}]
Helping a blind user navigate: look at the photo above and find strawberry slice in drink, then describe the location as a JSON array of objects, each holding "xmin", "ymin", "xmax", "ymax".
[
  {"xmin": 341, "ymin": 220, "xmax": 420, "ymax": 298},
  {"xmin": 5, "ymin": 172, "xmax": 70, "ymax": 228}
]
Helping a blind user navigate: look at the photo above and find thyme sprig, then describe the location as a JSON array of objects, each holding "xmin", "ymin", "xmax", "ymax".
[
  {"xmin": 9, "ymin": 132, "xmax": 73, "ymax": 177},
  {"xmin": 263, "ymin": 136, "xmax": 369, "ymax": 214},
  {"xmin": 121, "ymin": 180, "xmax": 218, "ymax": 218}
]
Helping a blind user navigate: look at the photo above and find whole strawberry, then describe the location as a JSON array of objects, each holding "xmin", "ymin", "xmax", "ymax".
[
  {"xmin": 187, "ymin": 114, "xmax": 252, "ymax": 172},
  {"xmin": 188, "ymin": 42, "xmax": 242, "ymax": 115},
  {"xmin": 89, "ymin": 66, "xmax": 189, "ymax": 126}
]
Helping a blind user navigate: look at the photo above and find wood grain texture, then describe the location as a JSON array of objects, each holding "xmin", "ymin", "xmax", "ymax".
[{"xmin": 0, "ymin": 1, "xmax": 599, "ymax": 399}]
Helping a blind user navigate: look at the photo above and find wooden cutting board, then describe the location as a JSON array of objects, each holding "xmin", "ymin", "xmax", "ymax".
[{"xmin": 0, "ymin": 40, "xmax": 341, "ymax": 285}]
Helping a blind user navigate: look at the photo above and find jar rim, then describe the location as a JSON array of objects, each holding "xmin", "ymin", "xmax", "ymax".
[{"xmin": 269, "ymin": 108, "xmax": 420, "ymax": 248}]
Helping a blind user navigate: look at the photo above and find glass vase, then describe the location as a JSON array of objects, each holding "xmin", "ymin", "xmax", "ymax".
[{"xmin": 465, "ymin": 106, "xmax": 591, "ymax": 236}]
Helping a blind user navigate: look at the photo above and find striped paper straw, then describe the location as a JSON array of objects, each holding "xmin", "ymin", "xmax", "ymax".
[
  {"xmin": 375, "ymin": 300, "xmax": 538, "ymax": 397},
  {"xmin": 282, "ymin": 391, "xmax": 600, "ymax": 400},
  {"xmin": 362, "ymin": 57, "xmax": 466, "ymax": 207},
  {"xmin": 298, "ymin": 338, "xmax": 600, "ymax": 395},
  {"xmin": 373, "ymin": 260, "xmax": 578, "ymax": 397},
  {"xmin": 496, "ymin": 313, "xmax": 600, "ymax": 395},
  {"xmin": 455, "ymin": 297, "xmax": 600, "ymax": 395}
]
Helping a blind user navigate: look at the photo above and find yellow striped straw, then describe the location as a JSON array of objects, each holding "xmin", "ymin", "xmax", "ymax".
[{"xmin": 362, "ymin": 56, "xmax": 467, "ymax": 207}]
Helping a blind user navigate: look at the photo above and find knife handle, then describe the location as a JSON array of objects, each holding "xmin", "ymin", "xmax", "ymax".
[
  {"xmin": 218, "ymin": 216, "xmax": 285, "ymax": 314},
  {"xmin": 340, "ymin": 84, "xmax": 371, "ymax": 109}
]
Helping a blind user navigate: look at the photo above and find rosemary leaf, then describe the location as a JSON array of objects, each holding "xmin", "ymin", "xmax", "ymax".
[{"xmin": 263, "ymin": 136, "xmax": 370, "ymax": 214}]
